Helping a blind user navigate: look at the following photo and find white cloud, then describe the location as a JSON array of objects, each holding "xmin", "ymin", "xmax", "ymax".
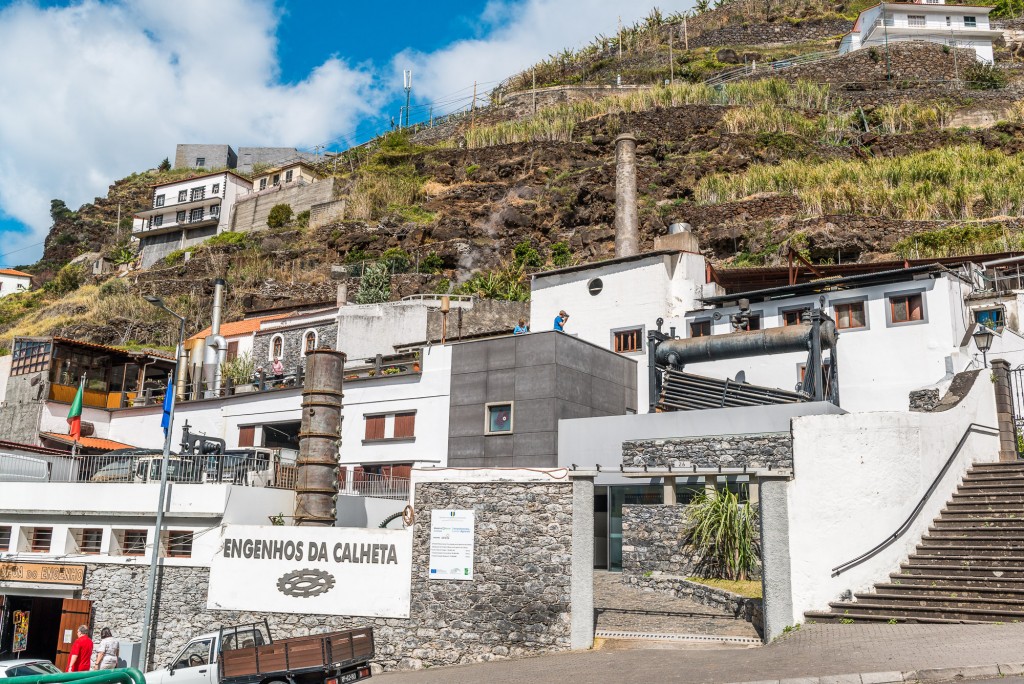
[
  {"xmin": 396, "ymin": 0, "xmax": 696, "ymax": 111},
  {"xmin": 0, "ymin": 0, "xmax": 381, "ymax": 265}
]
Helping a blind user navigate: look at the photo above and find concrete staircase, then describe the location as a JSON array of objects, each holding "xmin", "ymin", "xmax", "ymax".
[{"xmin": 806, "ymin": 461, "xmax": 1024, "ymax": 624}]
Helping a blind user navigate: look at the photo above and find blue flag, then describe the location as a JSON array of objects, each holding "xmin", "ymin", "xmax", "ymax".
[{"xmin": 161, "ymin": 373, "xmax": 174, "ymax": 438}]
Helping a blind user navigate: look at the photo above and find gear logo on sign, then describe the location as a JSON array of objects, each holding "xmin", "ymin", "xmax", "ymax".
[{"xmin": 276, "ymin": 568, "xmax": 336, "ymax": 598}]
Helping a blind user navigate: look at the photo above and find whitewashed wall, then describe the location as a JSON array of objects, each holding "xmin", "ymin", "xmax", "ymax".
[{"xmin": 783, "ymin": 370, "xmax": 999, "ymax": 624}]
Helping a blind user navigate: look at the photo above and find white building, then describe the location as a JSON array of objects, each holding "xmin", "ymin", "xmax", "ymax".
[
  {"xmin": 0, "ymin": 269, "xmax": 31, "ymax": 298},
  {"xmin": 252, "ymin": 161, "xmax": 321, "ymax": 192},
  {"xmin": 132, "ymin": 171, "xmax": 253, "ymax": 268},
  {"xmin": 839, "ymin": 0, "xmax": 999, "ymax": 64}
]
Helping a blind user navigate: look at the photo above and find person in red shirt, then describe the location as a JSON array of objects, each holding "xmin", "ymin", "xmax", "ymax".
[{"xmin": 67, "ymin": 626, "xmax": 93, "ymax": 672}]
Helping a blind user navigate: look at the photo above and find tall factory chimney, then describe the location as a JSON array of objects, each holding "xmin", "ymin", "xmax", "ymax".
[
  {"xmin": 614, "ymin": 133, "xmax": 639, "ymax": 258},
  {"xmin": 294, "ymin": 349, "xmax": 346, "ymax": 526}
]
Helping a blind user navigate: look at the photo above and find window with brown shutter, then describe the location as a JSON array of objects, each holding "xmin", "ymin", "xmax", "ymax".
[
  {"xmin": 613, "ymin": 328, "xmax": 643, "ymax": 353},
  {"xmin": 238, "ymin": 426, "xmax": 255, "ymax": 447},
  {"xmin": 889, "ymin": 293, "xmax": 924, "ymax": 324},
  {"xmin": 167, "ymin": 531, "xmax": 193, "ymax": 558},
  {"xmin": 364, "ymin": 415, "xmax": 385, "ymax": 440},
  {"xmin": 0, "ymin": 526, "xmax": 10, "ymax": 552},
  {"xmin": 226, "ymin": 341, "xmax": 239, "ymax": 361},
  {"xmin": 394, "ymin": 412, "xmax": 416, "ymax": 439},
  {"xmin": 30, "ymin": 527, "xmax": 52, "ymax": 553}
]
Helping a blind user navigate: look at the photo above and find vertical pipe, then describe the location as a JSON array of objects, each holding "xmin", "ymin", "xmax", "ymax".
[
  {"xmin": 614, "ymin": 133, "xmax": 639, "ymax": 258},
  {"xmin": 295, "ymin": 349, "xmax": 346, "ymax": 525}
]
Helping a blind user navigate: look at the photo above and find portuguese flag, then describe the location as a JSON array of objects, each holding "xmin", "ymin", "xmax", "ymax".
[{"xmin": 67, "ymin": 378, "xmax": 84, "ymax": 441}]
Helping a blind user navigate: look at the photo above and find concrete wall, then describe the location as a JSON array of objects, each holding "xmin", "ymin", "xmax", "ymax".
[
  {"xmin": 0, "ymin": 372, "xmax": 48, "ymax": 445},
  {"xmin": 335, "ymin": 494, "xmax": 405, "ymax": 529},
  {"xmin": 425, "ymin": 299, "xmax": 530, "ymax": 342},
  {"xmin": 776, "ymin": 370, "xmax": 999, "ymax": 629},
  {"xmin": 337, "ymin": 302, "xmax": 431, "ymax": 359},
  {"xmin": 309, "ymin": 198, "xmax": 347, "ymax": 229},
  {"xmin": 0, "ymin": 274, "xmax": 31, "ymax": 298},
  {"xmin": 447, "ymin": 331, "xmax": 636, "ymax": 468},
  {"xmin": 236, "ymin": 147, "xmax": 317, "ymax": 174},
  {"xmin": 0, "ymin": 355, "xmax": 10, "ymax": 404},
  {"xmin": 174, "ymin": 145, "xmax": 235, "ymax": 170},
  {"xmin": 558, "ymin": 402, "xmax": 844, "ymax": 486},
  {"xmin": 229, "ymin": 178, "xmax": 336, "ymax": 233},
  {"xmin": 78, "ymin": 470, "xmax": 578, "ymax": 672}
]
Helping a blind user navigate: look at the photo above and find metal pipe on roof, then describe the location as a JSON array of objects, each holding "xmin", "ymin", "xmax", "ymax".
[
  {"xmin": 981, "ymin": 255, "xmax": 1024, "ymax": 268},
  {"xmin": 655, "ymin": 321, "xmax": 837, "ymax": 368}
]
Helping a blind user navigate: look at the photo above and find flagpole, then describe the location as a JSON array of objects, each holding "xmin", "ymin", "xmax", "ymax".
[{"xmin": 69, "ymin": 376, "xmax": 85, "ymax": 457}]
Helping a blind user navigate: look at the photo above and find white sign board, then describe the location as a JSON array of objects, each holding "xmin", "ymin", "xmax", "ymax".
[
  {"xmin": 428, "ymin": 509, "xmax": 475, "ymax": 580},
  {"xmin": 208, "ymin": 524, "xmax": 413, "ymax": 618}
]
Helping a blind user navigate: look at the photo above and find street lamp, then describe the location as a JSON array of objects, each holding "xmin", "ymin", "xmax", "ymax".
[
  {"xmin": 974, "ymin": 325, "xmax": 995, "ymax": 368},
  {"xmin": 140, "ymin": 295, "xmax": 186, "ymax": 670}
]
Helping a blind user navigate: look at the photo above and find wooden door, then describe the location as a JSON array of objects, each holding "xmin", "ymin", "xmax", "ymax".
[{"xmin": 55, "ymin": 599, "xmax": 92, "ymax": 671}]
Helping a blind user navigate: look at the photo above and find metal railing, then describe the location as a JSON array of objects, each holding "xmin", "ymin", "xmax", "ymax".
[
  {"xmin": 0, "ymin": 451, "xmax": 296, "ymax": 488},
  {"xmin": 705, "ymin": 50, "xmax": 839, "ymax": 86},
  {"xmin": 340, "ymin": 472, "xmax": 410, "ymax": 501},
  {"xmin": 830, "ymin": 422, "xmax": 999, "ymax": 577}
]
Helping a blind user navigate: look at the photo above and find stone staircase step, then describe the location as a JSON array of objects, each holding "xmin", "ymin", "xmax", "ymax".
[
  {"xmin": 951, "ymin": 494, "xmax": 1024, "ymax": 503},
  {"xmin": 804, "ymin": 611, "xmax": 976, "ymax": 625},
  {"xmin": 907, "ymin": 553, "xmax": 1024, "ymax": 566},
  {"xmin": 854, "ymin": 592, "xmax": 1024, "ymax": 610},
  {"xmin": 874, "ymin": 582, "xmax": 1024, "ymax": 598},
  {"xmin": 969, "ymin": 463, "xmax": 1024, "ymax": 472},
  {"xmin": 916, "ymin": 543, "xmax": 1024, "ymax": 555},
  {"xmin": 825, "ymin": 601, "xmax": 1024, "ymax": 621},
  {"xmin": 959, "ymin": 482, "xmax": 1024, "ymax": 490},
  {"xmin": 928, "ymin": 524, "xmax": 1024, "ymax": 535},
  {"xmin": 898, "ymin": 562, "xmax": 1024, "ymax": 578},
  {"xmin": 889, "ymin": 573, "xmax": 1024, "ymax": 588},
  {"xmin": 935, "ymin": 514, "xmax": 1024, "ymax": 524}
]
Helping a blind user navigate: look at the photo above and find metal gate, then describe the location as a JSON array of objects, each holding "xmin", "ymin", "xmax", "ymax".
[{"xmin": 1009, "ymin": 367, "xmax": 1024, "ymax": 459}]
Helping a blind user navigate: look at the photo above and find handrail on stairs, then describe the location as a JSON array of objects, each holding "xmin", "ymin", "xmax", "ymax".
[
  {"xmin": 830, "ymin": 422, "xmax": 1000, "ymax": 578},
  {"xmin": 3, "ymin": 669, "xmax": 146, "ymax": 684}
]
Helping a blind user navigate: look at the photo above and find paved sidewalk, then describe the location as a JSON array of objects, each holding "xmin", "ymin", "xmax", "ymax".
[{"xmin": 378, "ymin": 623, "xmax": 1024, "ymax": 684}]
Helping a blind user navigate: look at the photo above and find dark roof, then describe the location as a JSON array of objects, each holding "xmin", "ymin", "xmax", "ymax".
[
  {"xmin": 51, "ymin": 337, "xmax": 176, "ymax": 361},
  {"xmin": 150, "ymin": 169, "xmax": 252, "ymax": 189},
  {"xmin": 531, "ymin": 250, "xmax": 680, "ymax": 280},
  {"xmin": 701, "ymin": 263, "xmax": 959, "ymax": 305},
  {"xmin": 0, "ymin": 439, "xmax": 65, "ymax": 456}
]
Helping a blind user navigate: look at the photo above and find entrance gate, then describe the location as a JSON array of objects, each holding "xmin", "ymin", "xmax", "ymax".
[
  {"xmin": 1009, "ymin": 367, "xmax": 1024, "ymax": 459},
  {"xmin": 54, "ymin": 600, "xmax": 92, "ymax": 671}
]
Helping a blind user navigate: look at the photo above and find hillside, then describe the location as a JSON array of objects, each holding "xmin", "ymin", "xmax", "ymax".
[{"xmin": 4, "ymin": 3, "xmax": 1024, "ymax": 352}]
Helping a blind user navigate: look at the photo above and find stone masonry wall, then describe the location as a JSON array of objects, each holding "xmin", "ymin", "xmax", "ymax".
[
  {"xmin": 621, "ymin": 504, "xmax": 699, "ymax": 577},
  {"xmin": 622, "ymin": 433, "xmax": 793, "ymax": 470},
  {"xmin": 229, "ymin": 179, "xmax": 337, "ymax": 234},
  {"xmin": 689, "ymin": 18, "xmax": 852, "ymax": 49},
  {"xmin": 252, "ymin": 322, "xmax": 338, "ymax": 376},
  {"xmin": 309, "ymin": 199, "xmax": 347, "ymax": 230},
  {"xmin": 83, "ymin": 480, "xmax": 574, "ymax": 671}
]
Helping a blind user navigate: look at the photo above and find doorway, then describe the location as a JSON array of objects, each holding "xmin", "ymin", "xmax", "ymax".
[{"xmin": 0, "ymin": 595, "xmax": 64, "ymax": 663}]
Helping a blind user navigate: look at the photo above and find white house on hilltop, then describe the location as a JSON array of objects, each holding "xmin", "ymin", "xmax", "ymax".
[
  {"xmin": 132, "ymin": 170, "xmax": 253, "ymax": 268},
  {"xmin": 0, "ymin": 269, "xmax": 31, "ymax": 298},
  {"xmin": 840, "ymin": 0, "xmax": 999, "ymax": 64}
]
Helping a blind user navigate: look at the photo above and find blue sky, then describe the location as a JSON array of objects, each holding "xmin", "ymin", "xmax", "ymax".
[{"xmin": 0, "ymin": 0, "xmax": 693, "ymax": 267}]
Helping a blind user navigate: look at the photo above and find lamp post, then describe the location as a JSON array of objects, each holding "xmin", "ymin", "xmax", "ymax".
[
  {"xmin": 974, "ymin": 326, "xmax": 995, "ymax": 368},
  {"xmin": 140, "ymin": 295, "xmax": 186, "ymax": 670}
]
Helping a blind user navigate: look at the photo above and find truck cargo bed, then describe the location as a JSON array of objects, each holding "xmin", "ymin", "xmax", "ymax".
[{"xmin": 220, "ymin": 628, "xmax": 373, "ymax": 682}]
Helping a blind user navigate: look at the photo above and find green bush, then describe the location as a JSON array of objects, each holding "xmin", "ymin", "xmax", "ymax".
[
  {"xmin": 344, "ymin": 249, "xmax": 371, "ymax": 264},
  {"xmin": 686, "ymin": 487, "xmax": 760, "ymax": 581},
  {"xmin": 379, "ymin": 248, "xmax": 411, "ymax": 273},
  {"xmin": 550, "ymin": 241, "xmax": 572, "ymax": 267},
  {"xmin": 107, "ymin": 241, "xmax": 136, "ymax": 266},
  {"xmin": 512, "ymin": 241, "xmax": 543, "ymax": 268},
  {"xmin": 203, "ymin": 231, "xmax": 250, "ymax": 249},
  {"xmin": 163, "ymin": 249, "xmax": 189, "ymax": 265},
  {"xmin": 296, "ymin": 209, "xmax": 310, "ymax": 229},
  {"xmin": 356, "ymin": 262, "xmax": 392, "ymax": 304},
  {"xmin": 45, "ymin": 263, "xmax": 85, "ymax": 296},
  {"xmin": 964, "ymin": 63, "xmax": 1008, "ymax": 90},
  {"xmin": 267, "ymin": 203, "xmax": 293, "ymax": 229},
  {"xmin": 158, "ymin": 158, "xmax": 171, "ymax": 172},
  {"xmin": 419, "ymin": 252, "xmax": 445, "ymax": 274},
  {"xmin": 465, "ymin": 164, "xmax": 480, "ymax": 176},
  {"xmin": 98, "ymin": 278, "xmax": 129, "ymax": 299},
  {"xmin": 455, "ymin": 262, "xmax": 530, "ymax": 301}
]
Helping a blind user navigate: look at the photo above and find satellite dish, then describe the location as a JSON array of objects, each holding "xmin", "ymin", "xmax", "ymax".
[{"xmin": 734, "ymin": 371, "xmax": 746, "ymax": 384}]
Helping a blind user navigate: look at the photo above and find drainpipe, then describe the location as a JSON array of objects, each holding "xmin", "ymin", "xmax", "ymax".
[{"xmin": 614, "ymin": 133, "xmax": 639, "ymax": 258}]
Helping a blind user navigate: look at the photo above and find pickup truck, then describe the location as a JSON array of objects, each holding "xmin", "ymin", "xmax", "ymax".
[{"xmin": 145, "ymin": 623, "xmax": 373, "ymax": 684}]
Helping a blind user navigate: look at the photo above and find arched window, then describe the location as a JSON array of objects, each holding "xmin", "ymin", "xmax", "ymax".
[
  {"xmin": 304, "ymin": 330, "xmax": 317, "ymax": 355},
  {"xmin": 270, "ymin": 335, "xmax": 283, "ymax": 360}
]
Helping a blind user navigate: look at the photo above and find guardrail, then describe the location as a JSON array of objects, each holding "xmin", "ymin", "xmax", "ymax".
[{"xmin": 340, "ymin": 472, "xmax": 410, "ymax": 501}]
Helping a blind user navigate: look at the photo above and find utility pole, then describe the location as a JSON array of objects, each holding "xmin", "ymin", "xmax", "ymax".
[
  {"xmin": 403, "ymin": 69, "xmax": 412, "ymax": 128},
  {"xmin": 429, "ymin": 105, "xmax": 434, "ymax": 127},
  {"xmin": 471, "ymin": 80, "xmax": 477, "ymax": 129},
  {"xmin": 669, "ymin": 25, "xmax": 674, "ymax": 84},
  {"xmin": 116, "ymin": 203, "xmax": 121, "ymax": 240},
  {"xmin": 313, "ymin": 144, "xmax": 324, "ymax": 158},
  {"xmin": 882, "ymin": 2, "xmax": 892, "ymax": 83},
  {"xmin": 618, "ymin": 16, "xmax": 623, "ymax": 59},
  {"xmin": 684, "ymin": 15, "xmax": 689, "ymax": 51},
  {"xmin": 532, "ymin": 69, "xmax": 537, "ymax": 115}
]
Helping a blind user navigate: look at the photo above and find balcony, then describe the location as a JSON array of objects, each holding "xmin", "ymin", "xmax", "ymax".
[
  {"xmin": 48, "ymin": 382, "xmax": 167, "ymax": 410},
  {"xmin": 133, "ymin": 212, "xmax": 220, "ymax": 237}
]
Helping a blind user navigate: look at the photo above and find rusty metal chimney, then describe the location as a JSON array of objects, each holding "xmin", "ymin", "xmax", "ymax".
[
  {"xmin": 294, "ymin": 349, "xmax": 346, "ymax": 526},
  {"xmin": 614, "ymin": 133, "xmax": 639, "ymax": 258}
]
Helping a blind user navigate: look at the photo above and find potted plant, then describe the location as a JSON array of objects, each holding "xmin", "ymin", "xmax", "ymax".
[{"xmin": 222, "ymin": 352, "xmax": 256, "ymax": 393}]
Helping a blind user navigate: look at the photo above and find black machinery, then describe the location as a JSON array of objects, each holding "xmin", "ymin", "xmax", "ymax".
[{"xmin": 648, "ymin": 300, "xmax": 840, "ymax": 412}]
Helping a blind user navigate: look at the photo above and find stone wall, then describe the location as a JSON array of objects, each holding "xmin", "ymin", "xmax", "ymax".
[
  {"xmin": 253, "ymin": 321, "xmax": 338, "ymax": 375},
  {"xmin": 424, "ymin": 299, "xmax": 530, "ymax": 342},
  {"xmin": 621, "ymin": 433, "xmax": 793, "ymax": 470},
  {"xmin": 499, "ymin": 84, "xmax": 651, "ymax": 118},
  {"xmin": 621, "ymin": 504, "xmax": 699, "ymax": 577},
  {"xmin": 82, "ymin": 479, "xmax": 575, "ymax": 671},
  {"xmin": 229, "ymin": 179, "xmax": 337, "ymax": 234},
  {"xmin": 690, "ymin": 18, "xmax": 852, "ymax": 49},
  {"xmin": 622, "ymin": 573, "xmax": 764, "ymax": 638},
  {"xmin": 309, "ymin": 199, "xmax": 347, "ymax": 230}
]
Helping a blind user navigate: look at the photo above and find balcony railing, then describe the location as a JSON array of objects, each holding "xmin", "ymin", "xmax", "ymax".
[
  {"xmin": 49, "ymin": 382, "xmax": 167, "ymax": 410},
  {"xmin": 339, "ymin": 472, "xmax": 410, "ymax": 501}
]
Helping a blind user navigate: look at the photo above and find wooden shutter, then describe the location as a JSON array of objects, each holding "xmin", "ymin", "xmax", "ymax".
[
  {"xmin": 391, "ymin": 464, "xmax": 412, "ymax": 479},
  {"xmin": 364, "ymin": 415, "xmax": 385, "ymax": 440},
  {"xmin": 226, "ymin": 341, "xmax": 239, "ymax": 361},
  {"xmin": 238, "ymin": 426, "xmax": 255, "ymax": 447},
  {"xmin": 55, "ymin": 599, "xmax": 93, "ymax": 670},
  {"xmin": 393, "ymin": 412, "xmax": 415, "ymax": 439}
]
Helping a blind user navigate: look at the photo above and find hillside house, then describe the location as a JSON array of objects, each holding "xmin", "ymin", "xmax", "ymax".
[
  {"xmin": 132, "ymin": 171, "xmax": 252, "ymax": 267},
  {"xmin": 839, "ymin": 0, "xmax": 999, "ymax": 63},
  {"xmin": 252, "ymin": 161, "xmax": 321, "ymax": 192},
  {"xmin": 0, "ymin": 269, "xmax": 31, "ymax": 298}
]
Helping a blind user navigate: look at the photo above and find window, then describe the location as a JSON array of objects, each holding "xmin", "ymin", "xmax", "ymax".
[
  {"xmin": 178, "ymin": 190, "xmax": 188, "ymax": 202},
  {"xmin": 78, "ymin": 528, "xmax": 103, "ymax": 554},
  {"xmin": 167, "ymin": 531, "xmax": 193, "ymax": 558},
  {"xmin": 364, "ymin": 415, "xmax": 385, "ymax": 440},
  {"xmin": 908, "ymin": 14, "xmax": 926, "ymax": 27},
  {"xmin": 613, "ymin": 327, "xmax": 643, "ymax": 353},
  {"xmin": 394, "ymin": 412, "xmax": 416, "ymax": 439},
  {"xmin": 190, "ymin": 187, "xmax": 205, "ymax": 201},
  {"xmin": 889, "ymin": 292, "xmax": 925, "ymax": 325},
  {"xmin": 0, "ymin": 526, "xmax": 10, "ymax": 551},
  {"xmin": 11, "ymin": 338, "xmax": 51, "ymax": 376},
  {"xmin": 782, "ymin": 308, "xmax": 809, "ymax": 326},
  {"xmin": 285, "ymin": 170, "xmax": 294, "ymax": 182},
  {"xmin": 154, "ymin": 194, "xmax": 165, "ymax": 207},
  {"xmin": 976, "ymin": 307, "xmax": 1006, "ymax": 330},
  {"xmin": 152, "ymin": 215, "xmax": 163, "ymax": 227},
  {"xmin": 588, "ymin": 278, "xmax": 603, "ymax": 295},
  {"xmin": 195, "ymin": 157, "xmax": 205, "ymax": 167},
  {"xmin": 211, "ymin": 205, "xmax": 220, "ymax": 217},
  {"xmin": 30, "ymin": 527, "xmax": 52, "ymax": 553},
  {"xmin": 120, "ymin": 529, "xmax": 147, "ymax": 556},
  {"xmin": 964, "ymin": 15, "xmax": 977, "ymax": 27},
  {"xmin": 271, "ymin": 335, "xmax": 283, "ymax": 360},
  {"xmin": 946, "ymin": 15, "xmax": 952, "ymax": 26},
  {"xmin": 226, "ymin": 340, "xmax": 239, "ymax": 361},
  {"xmin": 690, "ymin": 320, "xmax": 711, "ymax": 337},
  {"xmin": 272, "ymin": 174, "xmax": 280, "ymax": 186},
  {"xmin": 834, "ymin": 301, "xmax": 868, "ymax": 330},
  {"xmin": 259, "ymin": 178, "xmax": 267, "ymax": 190},
  {"xmin": 485, "ymin": 402, "xmax": 513, "ymax": 434},
  {"xmin": 303, "ymin": 330, "xmax": 317, "ymax": 354},
  {"xmin": 211, "ymin": 183, "xmax": 220, "ymax": 194},
  {"xmin": 176, "ymin": 211, "xmax": 186, "ymax": 223},
  {"xmin": 883, "ymin": 13, "xmax": 894, "ymax": 26},
  {"xmin": 189, "ymin": 208, "xmax": 205, "ymax": 222},
  {"xmin": 174, "ymin": 639, "xmax": 212, "ymax": 670},
  {"xmin": 735, "ymin": 313, "xmax": 761, "ymax": 331},
  {"xmin": 238, "ymin": 425, "xmax": 255, "ymax": 447}
]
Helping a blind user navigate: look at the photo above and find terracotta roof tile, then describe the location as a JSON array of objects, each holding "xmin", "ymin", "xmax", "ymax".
[
  {"xmin": 40, "ymin": 432, "xmax": 138, "ymax": 452},
  {"xmin": 0, "ymin": 268, "xmax": 32, "ymax": 278},
  {"xmin": 187, "ymin": 314, "xmax": 289, "ymax": 342}
]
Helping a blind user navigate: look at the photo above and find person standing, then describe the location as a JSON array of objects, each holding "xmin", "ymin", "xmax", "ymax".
[
  {"xmin": 92, "ymin": 628, "xmax": 119, "ymax": 670},
  {"xmin": 553, "ymin": 310, "xmax": 570, "ymax": 332},
  {"xmin": 67, "ymin": 626, "xmax": 93, "ymax": 672},
  {"xmin": 271, "ymin": 357, "xmax": 285, "ymax": 379}
]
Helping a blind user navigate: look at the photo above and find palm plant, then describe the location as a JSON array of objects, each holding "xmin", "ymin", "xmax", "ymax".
[{"xmin": 686, "ymin": 487, "xmax": 760, "ymax": 581}]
